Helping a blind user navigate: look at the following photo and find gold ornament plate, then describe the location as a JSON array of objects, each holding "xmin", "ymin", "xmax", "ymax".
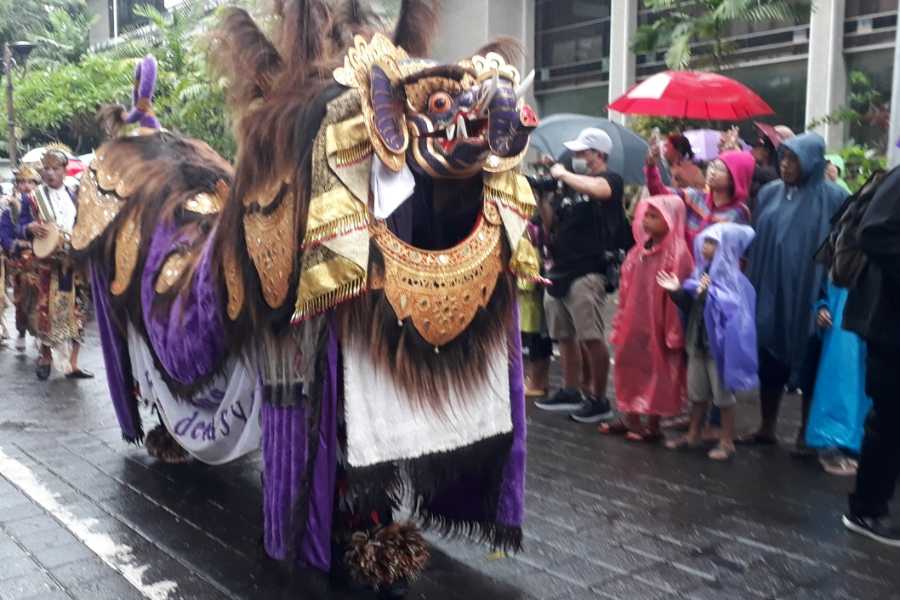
[
  {"xmin": 72, "ymin": 166, "xmax": 124, "ymax": 251},
  {"xmin": 110, "ymin": 213, "xmax": 141, "ymax": 296},
  {"xmin": 244, "ymin": 192, "xmax": 295, "ymax": 308},
  {"xmin": 371, "ymin": 216, "xmax": 503, "ymax": 348}
]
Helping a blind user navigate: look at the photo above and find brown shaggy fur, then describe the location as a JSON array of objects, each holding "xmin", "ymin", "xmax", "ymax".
[{"xmin": 392, "ymin": 0, "xmax": 440, "ymax": 57}]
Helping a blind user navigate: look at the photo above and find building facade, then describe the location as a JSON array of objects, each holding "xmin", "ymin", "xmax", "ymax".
[
  {"xmin": 85, "ymin": 0, "xmax": 897, "ymax": 154},
  {"xmin": 534, "ymin": 0, "xmax": 898, "ymax": 151}
]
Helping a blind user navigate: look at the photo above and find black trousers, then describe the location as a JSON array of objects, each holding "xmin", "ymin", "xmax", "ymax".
[{"xmin": 849, "ymin": 342, "xmax": 900, "ymax": 518}]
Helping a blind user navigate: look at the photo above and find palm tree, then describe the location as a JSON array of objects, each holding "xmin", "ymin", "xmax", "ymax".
[{"xmin": 633, "ymin": 0, "xmax": 812, "ymax": 70}]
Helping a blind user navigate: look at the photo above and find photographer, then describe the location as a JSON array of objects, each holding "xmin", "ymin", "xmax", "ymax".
[{"xmin": 535, "ymin": 128, "xmax": 633, "ymax": 423}]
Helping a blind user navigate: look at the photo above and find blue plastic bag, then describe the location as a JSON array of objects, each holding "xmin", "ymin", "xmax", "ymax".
[{"xmin": 806, "ymin": 282, "xmax": 872, "ymax": 452}]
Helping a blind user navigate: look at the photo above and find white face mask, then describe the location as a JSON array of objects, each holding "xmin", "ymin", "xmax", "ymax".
[{"xmin": 571, "ymin": 158, "xmax": 589, "ymax": 174}]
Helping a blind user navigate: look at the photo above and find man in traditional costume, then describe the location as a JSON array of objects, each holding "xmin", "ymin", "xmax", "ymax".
[
  {"xmin": 0, "ymin": 166, "xmax": 41, "ymax": 350},
  {"xmin": 77, "ymin": 2, "xmax": 538, "ymax": 596},
  {"xmin": 20, "ymin": 150, "xmax": 93, "ymax": 380}
]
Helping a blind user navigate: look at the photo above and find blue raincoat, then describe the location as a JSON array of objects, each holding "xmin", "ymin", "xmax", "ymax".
[
  {"xmin": 747, "ymin": 133, "xmax": 848, "ymax": 381},
  {"xmin": 683, "ymin": 223, "xmax": 759, "ymax": 393},
  {"xmin": 806, "ymin": 281, "xmax": 872, "ymax": 452}
]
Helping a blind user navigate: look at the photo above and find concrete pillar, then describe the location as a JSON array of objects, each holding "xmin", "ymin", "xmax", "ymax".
[
  {"xmin": 432, "ymin": 0, "xmax": 535, "ymax": 106},
  {"xmin": 889, "ymin": 0, "xmax": 900, "ymax": 168},
  {"xmin": 608, "ymin": 0, "xmax": 637, "ymax": 126},
  {"xmin": 86, "ymin": 0, "xmax": 111, "ymax": 47},
  {"xmin": 805, "ymin": 0, "xmax": 847, "ymax": 149}
]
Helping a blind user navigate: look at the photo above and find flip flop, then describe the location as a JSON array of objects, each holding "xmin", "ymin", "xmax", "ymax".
[
  {"xmin": 35, "ymin": 362, "xmax": 51, "ymax": 381},
  {"xmin": 65, "ymin": 368, "xmax": 95, "ymax": 379},
  {"xmin": 708, "ymin": 444, "xmax": 736, "ymax": 461},
  {"xmin": 598, "ymin": 420, "xmax": 629, "ymax": 435},
  {"xmin": 625, "ymin": 430, "xmax": 664, "ymax": 443},
  {"xmin": 665, "ymin": 436, "xmax": 704, "ymax": 451},
  {"xmin": 735, "ymin": 432, "xmax": 777, "ymax": 446}
]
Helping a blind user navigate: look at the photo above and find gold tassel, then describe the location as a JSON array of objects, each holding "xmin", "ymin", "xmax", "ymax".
[{"xmin": 291, "ymin": 277, "xmax": 366, "ymax": 323}]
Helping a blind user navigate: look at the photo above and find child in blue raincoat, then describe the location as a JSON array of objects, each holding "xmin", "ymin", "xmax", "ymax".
[
  {"xmin": 658, "ymin": 222, "xmax": 759, "ymax": 460},
  {"xmin": 806, "ymin": 279, "xmax": 872, "ymax": 475}
]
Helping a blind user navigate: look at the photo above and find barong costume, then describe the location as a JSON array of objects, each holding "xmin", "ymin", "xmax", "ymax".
[{"xmin": 75, "ymin": 4, "xmax": 540, "ymax": 590}]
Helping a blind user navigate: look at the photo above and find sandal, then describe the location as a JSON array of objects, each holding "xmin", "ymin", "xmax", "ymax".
[
  {"xmin": 35, "ymin": 362, "xmax": 51, "ymax": 381},
  {"xmin": 665, "ymin": 436, "xmax": 703, "ymax": 451},
  {"xmin": 708, "ymin": 444, "xmax": 736, "ymax": 461},
  {"xmin": 625, "ymin": 430, "xmax": 664, "ymax": 443},
  {"xmin": 598, "ymin": 420, "xmax": 629, "ymax": 435},
  {"xmin": 735, "ymin": 432, "xmax": 777, "ymax": 446},
  {"xmin": 65, "ymin": 368, "xmax": 95, "ymax": 379}
]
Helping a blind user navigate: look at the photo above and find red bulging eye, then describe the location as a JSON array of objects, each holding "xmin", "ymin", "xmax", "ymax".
[{"xmin": 428, "ymin": 92, "xmax": 452, "ymax": 113}]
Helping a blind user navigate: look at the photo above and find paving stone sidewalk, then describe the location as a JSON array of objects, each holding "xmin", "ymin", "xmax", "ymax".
[{"xmin": 1, "ymin": 313, "xmax": 899, "ymax": 600}]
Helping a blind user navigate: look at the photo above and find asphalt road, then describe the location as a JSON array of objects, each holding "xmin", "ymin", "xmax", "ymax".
[{"xmin": 1, "ymin": 307, "xmax": 899, "ymax": 600}]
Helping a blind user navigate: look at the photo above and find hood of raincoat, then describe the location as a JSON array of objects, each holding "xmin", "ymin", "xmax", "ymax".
[
  {"xmin": 748, "ymin": 131, "xmax": 848, "ymax": 380},
  {"xmin": 685, "ymin": 222, "xmax": 759, "ymax": 392},
  {"xmin": 825, "ymin": 153, "xmax": 853, "ymax": 194},
  {"xmin": 825, "ymin": 153, "xmax": 846, "ymax": 176},
  {"xmin": 632, "ymin": 194, "xmax": 686, "ymax": 253},
  {"xmin": 718, "ymin": 150, "xmax": 756, "ymax": 206},
  {"xmin": 781, "ymin": 132, "xmax": 827, "ymax": 186}
]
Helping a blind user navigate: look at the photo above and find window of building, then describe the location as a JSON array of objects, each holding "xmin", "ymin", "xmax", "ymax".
[
  {"xmin": 846, "ymin": 0, "xmax": 897, "ymax": 17},
  {"xmin": 726, "ymin": 60, "xmax": 808, "ymax": 135},
  {"xmin": 845, "ymin": 48, "xmax": 893, "ymax": 151},
  {"xmin": 114, "ymin": 0, "xmax": 166, "ymax": 35},
  {"xmin": 537, "ymin": 85, "xmax": 609, "ymax": 118}
]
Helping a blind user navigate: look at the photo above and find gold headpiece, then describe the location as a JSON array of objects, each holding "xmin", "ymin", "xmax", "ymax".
[
  {"xmin": 41, "ymin": 148, "xmax": 69, "ymax": 168},
  {"xmin": 14, "ymin": 166, "xmax": 41, "ymax": 182}
]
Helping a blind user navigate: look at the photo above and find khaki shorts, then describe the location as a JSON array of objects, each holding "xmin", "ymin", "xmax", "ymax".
[
  {"xmin": 544, "ymin": 273, "xmax": 606, "ymax": 342},
  {"xmin": 687, "ymin": 353, "xmax": 737, "ymax": 408}
]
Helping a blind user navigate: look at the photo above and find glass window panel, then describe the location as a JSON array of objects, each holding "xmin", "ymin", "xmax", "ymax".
[
  {"xmin": 846, "ymin": 0, "xmax": 897, "ymax": 18},
  {"xmin": 536, "ymin": 0, "xmax": 610, "ymax": 31},
  {"xmin": 726, "ymin": 60, "xmax": 808, "ymax": 134},
  {"xmin": 537, "ymin": 85, "xmax": 609, "ymax": 117}
]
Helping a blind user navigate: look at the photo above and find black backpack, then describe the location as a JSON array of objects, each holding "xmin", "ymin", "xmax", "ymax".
[{"xmin": 817, "ymin": 167, "xmax": 897, "ymax": 288}]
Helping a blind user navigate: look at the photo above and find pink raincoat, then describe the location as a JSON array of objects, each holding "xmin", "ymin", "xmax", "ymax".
[
  {"xmin": 645, "ymin": 150, "xmax": 755, "ymax": 248},
  {"xmin": 611, "ymin": 195, "xmax": 694, "ymax": 417}
]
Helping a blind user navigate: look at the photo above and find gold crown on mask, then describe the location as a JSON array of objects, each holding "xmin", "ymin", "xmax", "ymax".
[{"xmin": 464, "ymin": 52, "xmax": 521, "ymax": 86}]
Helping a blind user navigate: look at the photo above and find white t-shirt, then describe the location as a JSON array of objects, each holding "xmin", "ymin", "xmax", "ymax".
[{"xmin": 44, "ymin": 185, "xmax": 77, "ymax": 234}]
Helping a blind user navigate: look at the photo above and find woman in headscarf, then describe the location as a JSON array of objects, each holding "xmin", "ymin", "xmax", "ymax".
[{"xmin": 740, "ymin": 132, "xmax": 848, "ymax": 449}]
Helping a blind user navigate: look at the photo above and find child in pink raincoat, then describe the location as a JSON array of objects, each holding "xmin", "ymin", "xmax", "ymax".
[{"xmin": 601, "ymin": 195, "xmax": 694, "ymax": 442}]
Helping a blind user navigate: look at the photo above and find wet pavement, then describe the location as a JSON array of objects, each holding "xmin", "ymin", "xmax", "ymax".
[{"xmin": 1, "ymin": 308, "xmax": 899, "ymax": 600}]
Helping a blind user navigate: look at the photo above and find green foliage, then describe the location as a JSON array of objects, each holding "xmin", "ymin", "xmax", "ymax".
[
  {"xmin": 836, "ymin": 144, "xmax": 887, "ymax": 193},
  {"xmin": 1, "ymin": 53, "xmax": 134, "ymax": 153},
  {"xmin": 808, "ymin": 70, "xmax": 891, "ymax": 152},
  {"xmin": 633, "ymin": 0, "xmax": 810, "ymax": 70},
  {"xmin": 630, "ymin": 115, "xmax": 701, "ymax": 140},
  {"xmin": 0, "ymin": 0, "xmax": 91, "ymax": 66},
  {"xmin": 1, "ymin": 0, "xmax": 237, "ymax": 160}
]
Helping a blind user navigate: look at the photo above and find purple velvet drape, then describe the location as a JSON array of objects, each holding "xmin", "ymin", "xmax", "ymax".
[
  {"xmin": 140, "ymin": 224, "xmax": 225, "ymax": 384},
  {"xmin": 90, "ymin": 261, "xmax": 140, "ymax": 441},
  {"xmin": 262, "ymin": 319, "xmax": 338, "ymax": 571},
  {"xmin": 496, "ymin": 303, "xmax": 527, "ymax": 528}
]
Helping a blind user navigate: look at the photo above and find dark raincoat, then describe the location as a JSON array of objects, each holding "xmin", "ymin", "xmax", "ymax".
[{"xmin": 747, "ymin": 132, "xmax": 848, "ymax": 380}]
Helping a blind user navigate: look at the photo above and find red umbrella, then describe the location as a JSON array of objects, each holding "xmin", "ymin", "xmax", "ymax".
[{"xmin": 608, "ymin": 71, "xmax": 774, "ymax": 121}]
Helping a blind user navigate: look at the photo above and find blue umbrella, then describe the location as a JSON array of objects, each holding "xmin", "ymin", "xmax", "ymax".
[{"xmin": 530, "ymin": 113, "xmax": 665, "ymax": 185}]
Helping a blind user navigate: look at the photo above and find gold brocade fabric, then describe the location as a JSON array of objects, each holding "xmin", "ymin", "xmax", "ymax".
[
  {"xmin": 370, "ymin": 217, "xmax": 503, "ymax": 348},
  {"xmin": 509, "ymin": 236, "xmax": 542, "ymax": 283},
  {"xmin": 303, "ymin": 187, "xmax": 369, "ymax": 249},
  {"xmin": 482, "ymin": 170, "xmax": 536, "ymax": 219},
  {"xmin": 292, "ymin": 91, "xmax": 371, "ymax": 322},
  {"xmin": 110, "ymin": 213, "xmax": 141, "ymax": 296}
]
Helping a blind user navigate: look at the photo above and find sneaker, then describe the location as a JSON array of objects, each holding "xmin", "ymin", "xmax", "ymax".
[
  {"xmin": 569, "ymin": 395, "xmax": 614, "ymax": 423},
  {"xmin": 535, "ymin": 388, "xmax": 583, "ymax": 412},
  {"xmin": 842, "ymin": 514, "xmax": 900, "ymax": 547}
]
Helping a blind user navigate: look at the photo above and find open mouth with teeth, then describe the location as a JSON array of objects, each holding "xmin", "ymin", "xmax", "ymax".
[{"xmin": 425, "ymin": 113, "xmax": 489, "ymax": 153}]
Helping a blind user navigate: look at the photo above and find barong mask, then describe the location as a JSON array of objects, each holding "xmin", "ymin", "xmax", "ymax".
[{"xmin": 335, "ymin": 35, "xmax": 538, "ymax": 178}]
